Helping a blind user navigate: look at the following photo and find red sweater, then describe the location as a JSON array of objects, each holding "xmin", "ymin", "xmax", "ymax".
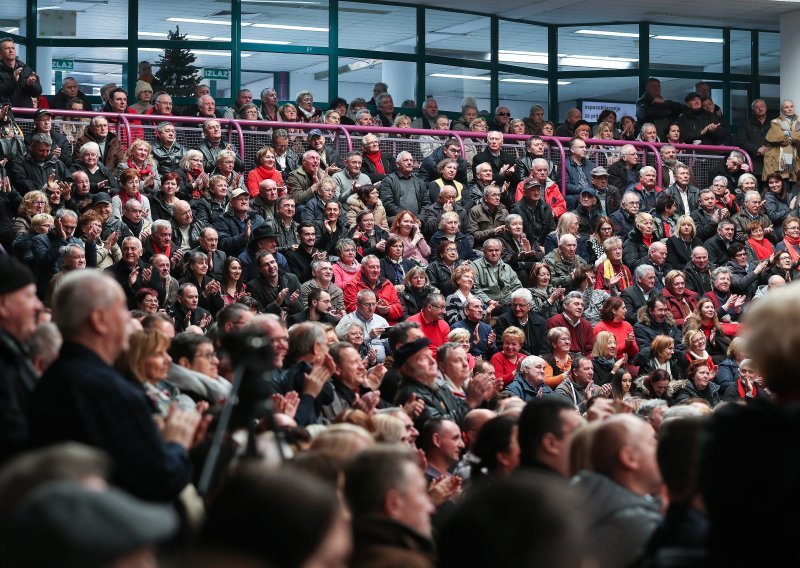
[
  {"xmin": 547, "ymin": 314, "xmax": 594, "ymax": 356},
  {"xmin": 407, "ymin": 312, "xmax": 451, "ymax": 354},
  {"xmin": 593, "ymin": 319, "xmax": 639, "ymax": 359},
  {"xmin": 246, "ymin": 165, "xmax": 284, "ymax": 198},
  {"xmin": 491, "ymin": 351, "xmax": 522, "ymax": 385}
]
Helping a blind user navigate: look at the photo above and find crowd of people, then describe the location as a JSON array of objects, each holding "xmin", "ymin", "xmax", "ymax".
[{"xmin": 2, "ymin": 35, "xmax": 800, "ymax": 567}]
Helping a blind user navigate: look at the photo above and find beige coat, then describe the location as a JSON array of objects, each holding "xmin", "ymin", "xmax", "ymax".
[
  {"xmin": 763, "ymin": 114, "xmax": 800, "ymax": 182},
  {"xmin": 344, "ymin": 195, "xmax": 389, "ymax": 230}
]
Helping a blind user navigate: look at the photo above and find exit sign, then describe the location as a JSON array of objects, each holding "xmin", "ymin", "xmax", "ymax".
[
  {"xmin": 52, "ymin": 59, "xmax": 74, "ymax": 72},
  {"xmin": 203, "ymin": 68, "xmax": 230, "ymax": 80}
]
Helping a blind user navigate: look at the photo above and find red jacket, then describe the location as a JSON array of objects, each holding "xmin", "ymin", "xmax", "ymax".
[
  {"xmin": 343, "ymin": 273, "xmax": 404, "ymax": 325},
  {"xmin": 661, "ymin": 288, "xmax": 698, "ymax": 328},
  {"xmin": 515, "ymin": 180, "xmax": 566, "ymax": 218},
  {"xmin": 407, "ymin": 312, "xmax": 451, "ymax": 353},
  {"xmin": 247, "ymin": 165, "xmax": 285, "ymax": 198}
]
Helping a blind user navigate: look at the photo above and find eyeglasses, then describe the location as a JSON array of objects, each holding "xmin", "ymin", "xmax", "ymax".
[
  {"xmin": 194, "ymin": 351, "xmax": 218, "ymax": 360},
  {"xmin": 497, "ymin": 112, "xmax": 511, "ymax": 117}
]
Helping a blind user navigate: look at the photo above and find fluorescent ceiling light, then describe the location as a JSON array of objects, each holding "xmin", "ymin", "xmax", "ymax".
[
  {"xmin": 1, "ymin": 27, "xmax": 19, "ymax": 33},
  {"xmin": 430, "ymin": 73, "xmax": 490, "ymax": 81},
  {"xmin": 242, "ymin": 0, "xmax": 320, "ymax": 3},
  {"xmin": 132, "ymin": 47, "xmax": 250, "ymax": 57},
  {"xmin": 500, "ymin": 78, "xmax": 571, "ymax": 86},
  {"xmin": 249, "ymin": 23, "xmax": 328, "ymax": 32},
  {"xmin": 239, "ymin": 38, "xmax": 292, "ymax": 45},
  {"xmin": 575, "ymin": 29, "xmax": 640, "ymax": 38},
  {"xmin": 166, "ymin": 17, "xmax": 241, "ymax": 26},
  {"xmin": 499, "ymin": 49, "xmax": 636, "ymax": 70},
  {"xmin": 499, "ymin": 50, "xmax": 547, "ymax": 65},
  {"xmin": 652, "ymin": 35, "xmax": 722, "ymax": 43}
]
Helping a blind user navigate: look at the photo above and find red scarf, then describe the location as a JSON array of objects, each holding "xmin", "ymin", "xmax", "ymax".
[
  {"xmin": 783, "ymin": 235, "xmax": 800, "ymax": 263},
  {"xmin": 642, "ymin": 234, "xmax": 653, "ymax": 248},
  {"xmin": 151, "ymin": 239, "xmax": 172, "ymax": 259},
  {"xmin": 118, "ymin": 188, "xmax": 143, "ymax": 209},
  {"xmin": 364, "ymin": 150, "xmax": 385, "ymax": 175},
  {"xmin": 127, "ymin": 159, "xmax": 154, "ymax": 178},
  {"xmin": 747, "ymin": 237, "xmax": 774, "ymax": 260}
]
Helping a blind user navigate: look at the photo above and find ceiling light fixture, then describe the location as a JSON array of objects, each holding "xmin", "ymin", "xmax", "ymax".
[
  {"xmin": 575, "ymin": 29, "xmax": 640, "ymax": 38},
  {"xmin": 249, "ymin": 22, "xmax": 328, "ymax": 32},
  {"xmin": 651, "ymin": 35, "xmax": 722, "ymax": 43},
  {"xmin": 430, "ymin": 73, "xmax": 490, "ymax": 81},
  {"xmin": 500, "ymin": 78, "xmax": 571, "ymax": 85}
]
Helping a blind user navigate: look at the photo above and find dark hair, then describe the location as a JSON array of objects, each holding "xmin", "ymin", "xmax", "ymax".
[
  {"xmin": 216, "ymin": 302, "xmax": 251, "ymax": 334},
  {"xmin": 610, "ymin": 368, "xmax": 630, "ymax": 401},
  {"xmin": 471, "ymin": 415, "xmax": 518, "ymax": 480},
  {"xmin": 221, "ymin": 256, "xmax": 244, "ymax": 292},
  {"xmin": 356, "ymin": 208, "xmax": 375, "ymax": 227},
  {"xmin": 343, "ymin": 447, "xmax": 419, "ymax": 518},
  {"xmin": 386, "ymin": 320, "xmax": 421, "ymax": 351},
  {"xmin": 134, "ymin": 287, "xmax": 158, "ymax": 305},
  {"xmin": 161, "ymin": 172, "xmax": 180, "ymax": 186},
  {"xmin": 655, "ymin": 192, "xmax": 676, "ymax": 215},
  {"xmin": 687, "ymin": 359, "xmax": 710, "ymax": 382},
  {"xmin": 646, "ymin": 294, "xmax": 667, "ymax": 313},
  {"xmin": 355, "ymin": 183, "xmax": 377, "ymax": 203},
  {"xmin": 643, "ymin": 369, "xmax": 671, "ymax": 400},
  {"xmin": 728, "ymin": 242, "xmax": 746, "ymax": 257},
  {"xmin": 169, "ymin": 331, "xmax": 212, "ymax": 362},
  {"xmin": 518, "ymin": 398, "xmax": 575, "ymax": 467},
  {"xmin": 767, "ymin": 172, "xmax": 788, "ymax": 200},
  {"xmin": 418, "ymin": 417, "xmax": 450, "ymax": 453},
  {"xmin": 308, "ymin": 287, "xmax": 326, "ymax": 309},
  {"xmin": 596, "ymin": 109, "xmax": 617, "ymax": 125},
  {"xmin": 600, "ymin": 296, "xmax": 625, "ymax": 323},
  {"xmin": 65, "ymin": 97, "xmax": 85, "ymax": 109},
  {"xmin": 658, "ymin": 416, "xmax": 706, "ymax": 502},
  {"xmin": 329, "ymin": 97, "xmax": 347, "ymax": 110}
]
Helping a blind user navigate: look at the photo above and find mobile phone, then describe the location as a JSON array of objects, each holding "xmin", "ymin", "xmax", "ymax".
[{"xmin": 379, "ymin": 326, "xmax": 394, "ymax": 339}]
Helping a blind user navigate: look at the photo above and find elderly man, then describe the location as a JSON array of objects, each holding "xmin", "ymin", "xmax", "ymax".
[
  {"xmin": 678, "ymin": 91, "xmax": 727, "ymax": 147},
  {"xmin": 573, "ymin": 415, "xmax": 662, "ymax": 568},
  {"xmin": 246, "ymin": 251, "xmax": 302, "ymax": 316},
  {"xmin": 142, "ymin": 218, "xmax": 177, "ymax": 264},
  {"xmin": 631, "ymin": 166, "xmax": 663, "ymax": 212},
  {"xmin": 737, "ymin": 99, "xmax": 770, "ymax": 180},
  {"xmin": 271, "ymin": 129, "xmax": 300, "ymax": 180},
  {"xmin": 468, "ymin": 184, "xmax": 508, "ymax": 248},
  {"xmin": 704, "ymin": 220, "xmax": 736, "ymax": 266},
  {"xmin": 0, "ymin": 38, "xmax": 42, "ymax": 108},
  {"xmin": 332, "ymin": 151, "xmax": 371, "ymax": 202},
  {"xmin": 336, "ymin": 289, "xmax": 390, "ymax": 362},
  {"xmin": 120, "ymin": 199, "xmax": 151, "ymax": 241},
  {"xmin": 105, "ymin": 236, "xmax": 150, "ymax": 308},
  {"xmin": 547, "ymin": 292, "xmax": 594, "ymax": 356},
  {"xmin": 690, "ymin": 189, "xmax": 724, "ymax": 241},
  {"xmin": 318, "ymin": 341, "xmax": 376, "ymax": 421},
  {"xmin": 71, "ymin": 116, "xmax": 124, "ymax": 170},
  {"xmin": 633, "ymin": 241, "xmax": 668, "ymax": 292},
  {"xmin": 407, "ymin": 293, "xmax": 451, "ymax": 353},
  {"xmin": 360, "ymin": 134, "xmax": 396, "ymax": 184},
  {"xmin": 300, "ymin": 259, "xmax": 345, "ymax": 314},
  {"xmin": 658, "ymin": 144, "xmax": 680, "ymax": 187},
  {"xmin": 523, "ymin": 104, "xmax": 546, "ymax": 135},
  {"xmin": 611, "ymin": 192, "xmax": 641, "ymax": 237},
  {"xmin": 49, "ymin": 76, "xmax": 87, "ymax": 109},
  {"xmin": 411, "ymin": 97, "xmax": 441, "ymax": 130},
  {"xmin": 171, "ymin": 283, "xmax": 212, "ymax": 333},
  {"xmin": 306, "ymin": 129, "xmax": 342, "ymax": 175},
  {"xmin": 223, "ymin": 89, "xmax": 255, "ymax": 120},
  {"xmin": 25, "ymin": 109, "xmax": 71, "ymax": 166},
  {"xmin": 273, "ymin": 195, "xmax": 299, "ymax": 252},
  {"xmin": 151, "ymin": 122, "xmax": 186, "ymax": 175},
  {"xmin": 394, "ymin": 337, "xmax": 492, "ymax": 430},
  {"xmin": 709, "ymin": 150, "xmax": 750, "ymax": 191},
  {"xmin": 195, "ymin": 120, "xmax": 243, "ymax": 173},
  {"xmin": 544, "ymin": 233, "xmax": 587, "ymax": 292},
  {"xmin": 151, "ymin": 253, "xmax": 178, "ymax": 309},
  {"xmin": 513, "ymin": 135, "xmax": 556, "ymax": 188},
  {"xmin": 10, "ymin": 133, "xmax": 70, "ymax": 195},
  {"xmin": 188, "ymin": 227, "xmax": 226, "ymax": 281},
  {"xmin": 238, "ymin": 224, "xmax": 288, "ymax": 282},
  {"xmin": 731, "ymin": 190, "xmax": 773, "ymax": 243},
  {"xmin": 511, "ymin": 179, "xmax": 555, "ymax": 249},
  {"xmin": 0, "ymin": 257, "xmax": 44, "ymax": 463},
  {"xmin": 621, "ymin": 264, "xmax": 657, "ymax": 324},
  {"xmin": 683, "ymin": 246, "xmax": 713, "ymax": 294},
  {"xmin": 30, "ymin": 271, "xmax": 201, "ymax": 501},
  {"xmin": 633, "ymin": 295, "xmax": 685, "ymax": 364},
  {"xmin": 564, "ymin": 137, "xmax": 596, "ymax": 209},
  {"xmin": 252, "ymin": 178, "xmax": 279, "ymax": 222},
  {"xmin": 555, "ymin": 108, "xmax": 581, "ymax": 138},
  {"xmin": 379, "ymin": 151, "xmax": 430, "ymax": 221},
  {"xmin": 170, "ymin": 200, "xmax": 202, "ymax": 251},
  {"xmin": 665, "ymin": 164, "xmax": 699, "ymax": 216},
  {"xmin": 489, "ymin": 106, "xmax": 512, "ymax": 134},
  {"xmin": 493, "ymin": 288, "xmax": 548, "ymax": 355},
  {"xmin": 375, "ymin": 92, "xmax": 396, "ymax": 127},
  {"xmin": 472, "ymin": 131, "xmax": 516, "ymax": 187},
  {"xmin": 213, "ymin": 188, "xmax": 265, "ymax": 256},
  {"xmin": 588, "ymin": 166, "xmax": 622, "ymax": 216},
  {"xmin": 436, "ymin": 342, "xmax": 474, "ymax": 401},
  {"xmin": 505, "ymin": 355, "xmax": 552, "ymax": 401},
  {"xmin": 451, "ymin": 297, "xmax": 496, "ymax": 358},
  {"xmin": 286, "ymin": 150, "xmax": 323, "ymax": 206},
  {"xmin": 187, "ymin": 93, "xmax": 223, "ymax": 119},
  {"xmin": 31, "ymin": 209, "xmax": 93, "ymax": 295},
  {"xmin": 550, "ymin": 355, "xmax": 597, "ymax": 412},
  {"xmin": 419, "ymin": 138, "xmax": 468, "ymax": 188},
  {"xmin": 345, "ymin": 447, "xmax": 436, "ymax": 566},
  {"xmin": 450, "ymin": 102, "xmax": 478, "ymax": 131},
  {"xmin": 607, "ymin": 144, "xmax": 642, "ymax": 193},
  {"xmin": 637, "ymin": 122, "xmax": 660, "ymax": 143},
  {"xmin": 144, "ymin": 91, "xmax": 175, "ymax": 119},
  {"xmin": 471, "ymin": 239, "xmax": 523, "ymax": 309},
  {"xmin": 343, "ymin": 255, "xmax": 404, "ymax": 325},
  {"xmin": 421, "ymin": 185, "xmax": 470, "ymax": 240}
]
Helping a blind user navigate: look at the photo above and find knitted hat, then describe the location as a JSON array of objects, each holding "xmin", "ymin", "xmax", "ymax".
[
  {"xmin": 0, "ymin": 256, "xmax": 36, "ymax": 295},
  {"xmin": 392, "ymin": 337, "xmax": 430, "ymax": 369},
  {"xmin": 135, "ymin": 80, "xmax": 153, "ymax": 98}
]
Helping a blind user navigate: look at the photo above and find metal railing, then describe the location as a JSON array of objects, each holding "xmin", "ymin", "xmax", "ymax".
[{"xmin": 11, "ymin": 107, "xmax": 752, "ymax": 193}]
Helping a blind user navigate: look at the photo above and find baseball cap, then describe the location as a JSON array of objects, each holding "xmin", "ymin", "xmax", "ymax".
[
  {"xmin": 91, "ymin": 192, "xmax": 113, "ymax": 206},
  {"xmin": 591, "ymin": 166, "xmax": 609, "ymax": 177},
  {"xmin": 230, "ymin": 188, "xmax": 249, "ymax": 200}
]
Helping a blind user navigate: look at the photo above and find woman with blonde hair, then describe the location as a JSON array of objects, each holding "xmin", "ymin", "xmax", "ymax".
[
  {"xmin": 177, "ymin": 149, "xmax": 209, "ymax": 199},
  {"xmin": 590, "ymin": 330, "xmax": 627, "ymax": 386},
  {"xmin": 491, "ymin": 326, "xmax": 526, "ymax": 385},
  {"xmin": 542, "ymin": 326, "xmax": 572, "ymax": 388},
  {"xmin": 115, "ymin": 138, "xmax": 160, "ymax": 193},
  {"xmin": 111, "ymin": 168, "xmax": 152, "ymax": 221},
  {"xmin": 682, "ymin": 328, "xmax": 715, "ymax": 374},
  {"xmin": 682, "ymin": 296, "xmax": 730, "ymax": 365},
  {"xmin": 13, "ymin": 190, "xmax": 50, "ymax": 240},
  {"xmin": 371, "ymin": 413, "xmax": 406, "ymax": 444},
  {"xmin": 666, "ymin": 215, "xmax": 703, "ymax": 270},
  {"xmin": 544, "ymin": 212, "xmax": 580, "ymax": 254}
]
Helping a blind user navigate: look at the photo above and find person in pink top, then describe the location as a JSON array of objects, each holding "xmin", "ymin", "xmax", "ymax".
[
  {"xmin": 593, "ymin": 296, "xmax": 638, "ymax": 360},
  {"xmin": 331, "ymin": 238, "xmax": 361, "ymax": 288},
  {"xmin": 390, "ymin": 210, "xmax": 431, "ymax": 266}
]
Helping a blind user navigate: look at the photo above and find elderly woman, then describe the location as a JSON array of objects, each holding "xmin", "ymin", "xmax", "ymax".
[
  {"xmin": 528, "ymin": 261, "xmax": 563, "ymax": 319},
  {"xmin": 491, "ymin": 326, "xmax": 526, "ymax": 386},
  {"xmin": 246, "ymin": 146, "xmax": 284, "ymax": 199},
  {"xmin": 463, "ymin": 117, "xmax": 489, "ymax": 170},
  {"xmin": 349, "ymin": 209, "xmax": 389, "ymax": 259},
  {"xmin": 126, "ymin": 330, "xmax": 193, "ymax": 418},
  {"xmin": 622, "ymin": 211, "xmax": 656, "ymax": 267},
  {"xmin": 661, "ymin": 269, "xmax": 698, "ymax": 327},
  {"xmin": 176, "ymin": 149, "xmax": 209, "ymax": 199},
  {"xmin": 736, "ymin": 172, "xmax": 759, "ymax": 198},
  {"xmin": 390, "ymin": 210, "xmax": 430, "ymax": 266},
  {"xmin": 337, "ymin": 319, "xmax": 374, "ymax": 365},
  {"xmin": 115, "ymin": 138, "xmax": 161, "ymax": 194},
  {"xmin": 669, "ymin": 359, "xmax": 720, "ymax": 407},
  {"xmin": 331, "ymin": 238, "xmax": 361, "ymax": 288},
  {"xmin": 544, "ymin": 212, "xmax": 580, "ymax": 254},
  {"xmin": 594, "ymin": 236, "xmax": 632, "ymax": 293},
  {"xmin": 637, "ymin": 334, "xmax": 683, "ymax": 380},
  {"xmin": 295, "ymin": 90, "xmax": 322, "ymax": 123},
  {"xmin": 324, "ymin": 109, "xmax": 341, "ymax": 125},
  {"xmin": 593, "ymin": 296, "xmax": 638, "ymax": 360},
  {"xmin": 711, "ymin": 175, "xmax": 739, "ymax": 215},
  {"xmin": 591, "ymin": 330, "xmax": 628, "ymax": 386},
  {"xmin": 398, "ymin": 266, "xmax": 437, "ymax": 317},
  {"xmin": 666, "ymin": 215, "xmax": 703, "ymax": 270},
  {"xmin": 443, "ymin": 263, "xmax": 490, "ymax": 324},
  {"xmin": 429, "ymin": 211, "xmax": 477, "ymax": 262},
  {"xmin": 13, "ymin": 190, "xmax": 50, "ymax": 240},
  {"xmin": 585, "ymin": 216, "xmax": 615, "ymax": 266},
  {"xmin": 112, "ymin": 168, "xmax": 151, "ymax": 221},
  {"xmin": 542, "ymin": 327, "xmax": 572, "ymax": 388},
  {"xmin": 79, "ymin": 209, "xmax": 119, "ymax": 269},
  {"xmin": 212, "ymin": 149, "xmax": 245, "ymax": 192},
  {"xmin": 70, "ymin": 141, "xmax": 119, "ymax": 194},
  {"xmin": 428, "ymin": 242, "xmax": 469, "ymax": 299},
  {"xmin": 345, "ymin": 184, "xmax": 388, "ymax": 231},
  {"xmin": 428, "ymin": 158, "xmax": 466, "ymax": 203},
  {"xmin": 135, "ymin": 287, "xmax": 160, "ymax": 314},
  {"xmin": 192, "ymin": 174, "xmax": 228, "ymax": 227},
  {"xmin": 12, "ymin": 212, "xmax": 53, "ymax": 263},
  {"xmin": 499, "ymin": 213, "xmax": 542, "ymax": 284},
  {"xmin": 379, "ymin": 234, "xmax": 418, "ymax": 285}
]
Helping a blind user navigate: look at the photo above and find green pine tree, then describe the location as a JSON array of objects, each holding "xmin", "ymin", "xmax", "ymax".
[{"xmin": 154, "ymin": 26, "xmax": 201, "ymax": 98}]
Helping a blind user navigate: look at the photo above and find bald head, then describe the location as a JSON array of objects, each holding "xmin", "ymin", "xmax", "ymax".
[{"xmin": 590, "ymin": 414, "xmax": 661, "ymax": 496}]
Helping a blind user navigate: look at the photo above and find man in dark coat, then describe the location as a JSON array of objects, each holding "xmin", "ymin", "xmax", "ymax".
[
  {"xmin": 0, "ymin": 257, "xmax": 43, "ymax": 464},
  {"xmin": 0, "ymin": 39, "xmax": 42, "ymax": 108}
]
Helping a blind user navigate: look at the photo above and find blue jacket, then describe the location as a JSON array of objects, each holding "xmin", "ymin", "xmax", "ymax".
[
  {"xmin": 564, "ymin": 157, "xmax": 597, "ymax": 209},
  {"xmin": 451, "ymin": 319, "xmax": 496, "ymax": 358},
  {"xmin": 504, "ymin": 373, "xmax": 553, "ymax": 402}
]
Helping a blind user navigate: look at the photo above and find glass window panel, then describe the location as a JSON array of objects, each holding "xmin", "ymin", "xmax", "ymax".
[
  {"xmin": 498, "ymin": 20, "xmax": 548, "ymax": 71},
  {"xmin": 241, "ymin": 51, "xmax": 328, "ymax": 103},
  {"xmin": 241, "ymin": 0, "xmax": 329, "ymax": 48},
  {"xmin": 498, "ymin": 72, "xmax": 549, "ymax": 120},
  {"xmin": 557, "ymin": 25, "xmax": 639, "ymax": 72},
  {"xmin": 650, "ymin": 25, "xmax": 722, "ymax": 73},
  {"xmin": 730, "ymin": 30, "xmax": 752, "ymax": 75},
  {"xmin": 426, "ymin": 63, "xmax": 490, "ymax": 115},
  {"xmin": 338, "ymin": 2, "xmax": 416, "ymax": 54},
  {"xmin": 37, "ymin": 46, "xmax": 126, "ymax": 99},
  {"xmin": 38, "ymin": 0, "xmax": 128, "ymax": 39},
  {"xmin": 557, "ymin": 76, "xmax": 640, "ymax": 143},
  {"xmin": 426, "ymin": 10, "xmax": 490, "ymax": 62},
  {"xmin": 337, "ymin": 58, "xmax": 415, "ymax": 110},
  {"xmin": 730, "ymin": 85, "xmax": 753, "ymax": 137},
  {"xmin": 760, "ymin": 83, "xmax": 780, "ymax": 113},
  {"xmin": 759, "ymin": 32, "xmax": 780, "ymax": 77},
  {"xmin": 139, "ymin": 0, "xmax": 230, "ymax": 42},
  {"xmin": 144, "ymin": 47, "xmax": 231, "ymax": 99},
  {"xmin": 2, "ymin": 0, "xmax": 25, "ymax": 37}
]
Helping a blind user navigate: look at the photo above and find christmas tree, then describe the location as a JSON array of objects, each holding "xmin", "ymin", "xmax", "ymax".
[{"xmin": 154, "ymin": 26, "xmax": 201, "ymax": 98}]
